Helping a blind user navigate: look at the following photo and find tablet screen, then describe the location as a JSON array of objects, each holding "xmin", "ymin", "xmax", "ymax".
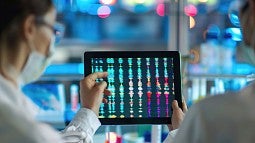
[{"xmin": 84, "ymin": 51, "xmax": 182, "ymax": 124}]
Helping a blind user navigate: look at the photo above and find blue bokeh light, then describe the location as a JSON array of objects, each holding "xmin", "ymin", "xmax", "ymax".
[
  {"xmin": 225, "ymin": 28, "xmax": 242, "ymax": 41},
  {"xmin": 229, "ymin": 13, "xmax": 240, "ymax": 27},
  {"xmin": 77, "ymin": 0, "xmax": 98, "ymax": 13}
]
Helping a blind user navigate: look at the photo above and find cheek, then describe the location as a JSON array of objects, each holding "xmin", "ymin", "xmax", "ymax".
[{"xmin": 34, "ymin": 30, "xmax": 50, "ymax": 55}]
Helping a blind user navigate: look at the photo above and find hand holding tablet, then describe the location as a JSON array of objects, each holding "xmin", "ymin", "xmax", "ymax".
[{"xmin": 84, "ymin": 51, "xmax": 182, "ymax": 125}]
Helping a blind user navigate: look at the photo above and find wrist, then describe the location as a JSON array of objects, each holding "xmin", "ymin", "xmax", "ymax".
[{"xmin": 81, "ymin": 106, "xmax": 99, "ymax": 117}]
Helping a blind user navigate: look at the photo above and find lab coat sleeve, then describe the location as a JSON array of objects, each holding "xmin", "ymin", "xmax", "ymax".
[
  {"xmin": 60, "ymin": 108, "xmax": 101, "ymax": 143},
  {"xmin": 173, "ymin": 103, "xmax": 207, "ymax": 143},
  {"xmin": 163, "ymin": 129, "xmax": 179, "ymax": 143}
]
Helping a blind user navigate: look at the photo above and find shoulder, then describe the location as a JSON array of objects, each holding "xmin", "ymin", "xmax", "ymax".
[
  {"xmin": 174, "ymin": 82, "xmax": 255, "ymax": 143},
  {"xmin": 198, "ymin": 81, "xmax": 255, "ymax": 108},
  {"xmin": 190, "ymin": 81, "xmax": 255, "ymax": 121}
]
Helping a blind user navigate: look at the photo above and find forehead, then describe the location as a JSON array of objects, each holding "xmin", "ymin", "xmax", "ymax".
[{"xmin": 43, "ymin": 6, "xmax": 56, "ymax": 23}]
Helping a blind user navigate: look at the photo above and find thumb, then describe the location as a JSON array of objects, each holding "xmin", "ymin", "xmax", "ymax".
[{"xmin": 172, "ymin": 100, "xmax": 179, "ymax": 110}]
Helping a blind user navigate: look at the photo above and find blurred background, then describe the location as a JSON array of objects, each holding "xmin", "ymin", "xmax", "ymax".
[{"xmin": 22, "ymin": 0, "xmax": 255, "ymax": 142}]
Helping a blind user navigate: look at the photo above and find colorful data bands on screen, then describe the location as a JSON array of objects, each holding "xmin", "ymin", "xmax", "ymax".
[{"xmin": 91, "ymin": 57, "xmax": 175, "ymax": 119}]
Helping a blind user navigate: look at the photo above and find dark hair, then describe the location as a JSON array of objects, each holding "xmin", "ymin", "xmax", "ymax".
[
  {"xmin": 239, "ymin": 0, "xmax": 254, "ymax": 46},
  {"xmin": 0, "ymin": 0, "xmax": 53, "ymax": 47},
  {"xmin": 0, "ymin": 0, "xmax": 54, "ymax": 78},
  {"xmin": 240, "ymin": 1, "xmax": 249, "ymax": 14}
]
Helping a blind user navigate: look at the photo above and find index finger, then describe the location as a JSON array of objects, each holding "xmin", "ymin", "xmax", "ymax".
[
  {"xmin": 86, "ymin": 72, "xmax": 108, "ymax": 81},
  {"xmin": 172, "ymin": 100, "xmax": 180, "ymax": 110}
]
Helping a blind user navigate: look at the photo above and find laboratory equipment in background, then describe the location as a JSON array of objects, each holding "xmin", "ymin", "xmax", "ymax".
[{"xmin": 185, "ymin": 74, "xmax": 254, "ymax": 106}]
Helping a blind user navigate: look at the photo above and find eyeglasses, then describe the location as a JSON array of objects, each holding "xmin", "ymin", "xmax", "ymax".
[{"xmin": 35, "ymin": 18, "xmax": 65, "ymax": 44}]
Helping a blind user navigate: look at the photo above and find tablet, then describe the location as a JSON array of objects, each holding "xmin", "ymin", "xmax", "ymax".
[{"xmin": 84, "ymin": 51, "xmax": 182, "ymax": 125}]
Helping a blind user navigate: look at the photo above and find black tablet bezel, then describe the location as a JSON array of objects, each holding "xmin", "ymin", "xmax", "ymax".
[{"xmin": 84, "ymin": 51, "xmax": 182, "ymax": 125}]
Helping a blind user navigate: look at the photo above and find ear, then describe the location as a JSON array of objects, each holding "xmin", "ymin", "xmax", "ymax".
[{"xmin": 23, "ymin": 15, "xmax": 36, "ymax": 41}]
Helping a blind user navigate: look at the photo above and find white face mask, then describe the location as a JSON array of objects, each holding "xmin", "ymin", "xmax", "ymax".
[
  {"xmin": 18, "ymin": 36, "xmax": 55, "ymax": 86},
  {"xmin": 236, "ymin": 32, "xmax": 255, "ymax": 66}
]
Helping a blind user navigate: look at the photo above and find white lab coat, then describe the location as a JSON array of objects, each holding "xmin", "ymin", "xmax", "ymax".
[
  {"xmin": 164, "ymin": 81, "xmax": 255, "ymax": 143},
  {"xmin": 0, "ymin": 75, "xmax": 100, "ymax": 143}
]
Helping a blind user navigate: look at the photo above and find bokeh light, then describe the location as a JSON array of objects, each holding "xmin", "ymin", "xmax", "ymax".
[
  {"xmin": 199, "ymin": 0, "xmax": 208, "ymax": 3},
  {"xmin": 206, "ymin": 0, "xmax": 217, "ymax": 6},
  {"xmin": 87, "ymin": 4, "xmax": 101, "ymax": 15},
  {"xmin": 228, "ymin": 0, "xmax": 242, "ymax": 27},
  {"xmin": 135, "ymin": 0, "xmax": 146, "ymax": 4},
  {"xmin": 225, "ymin": 28, "xmax": 242, "ymax": 41},
  {"xmin": 77, "ymin": 0, "xmax": 97, "ymax": 13},
  {"xmin": 189, "ymin": 16, "xmax": 196, "ymax": 29},
  {"xmin": 203, "ymin": 24, "xmax": 220, "ymax": 40},
  {"xmin": 122, "ymin": 0, "xmax": 155, "ymax": 6},
  {"xmin": 135, "ymin": 0, "xmax": 154, "ymax": 5},
  {"xmin": 229, "ymin": 13, "xmax": 240, "ymax": 27},
  {"xmin": 97, "ymin": 5, "xmax": 111, "ymax": 18},
  {"xmin": 188, "ymin": 0, "xmax": 217, "ymax": 6},
  {"xmin": 100, "ymin": 0, "xmax": 117, "ymax": 5},
  {"xmin": 184, "ymin": 4, "xmax": 198, "ymax": 17},
  {"xmin": 121, "ymin": 0, "xmax": 157, "ymax": 13},
  {"xmin": 156, "ymin": 3, "xmax": 165, "ymax": 17}
]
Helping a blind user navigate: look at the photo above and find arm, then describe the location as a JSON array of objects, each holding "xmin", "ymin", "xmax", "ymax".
[
  {"xmin": 3, "ymin": 72, "xmax": 108, "ymax": 143},
  {"xmin": 60, "ymin": 108, "xmax": 100, "ymax": 143},
  {"xmin": 61, "ymin": 72, "xmax": 111, "ymax": 143}
]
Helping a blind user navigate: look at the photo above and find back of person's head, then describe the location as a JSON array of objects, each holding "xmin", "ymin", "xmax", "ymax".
[
  {"xmin": 0, "ymin": 0, "xmax": 53, "ymax": 46},
  {"xmin": 0, "ymin": 0, "xmax": 53, "ymax": 75},
  {"xmin": 234, "ymin": 0, "xmax": 255, "ymax": 66}
]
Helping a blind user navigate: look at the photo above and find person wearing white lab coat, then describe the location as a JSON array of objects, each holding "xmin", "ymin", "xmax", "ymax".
[
  {"xmin": 0, "ymin": 0, "xmax": 110, "ymax": 142},
  {"xmin": 163, "ymin": 0, "xmax": 255, "ymax": 142}
]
